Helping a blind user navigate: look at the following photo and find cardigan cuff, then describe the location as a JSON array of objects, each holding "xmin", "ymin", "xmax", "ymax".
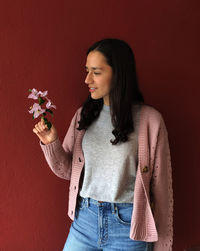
[{"xmin": 39, "ymin": 137, "xmax": 63, "ymax": 157}]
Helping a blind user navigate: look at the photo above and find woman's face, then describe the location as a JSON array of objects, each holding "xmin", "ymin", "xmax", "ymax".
[{"xmin": 85, "ymin": 51, "xmax": 113, "ymax": 106}]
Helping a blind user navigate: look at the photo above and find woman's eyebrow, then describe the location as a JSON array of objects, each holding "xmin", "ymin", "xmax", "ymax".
[{"xmin": 85, "ymin": 66, "xmax": 103, "ymax": 70}]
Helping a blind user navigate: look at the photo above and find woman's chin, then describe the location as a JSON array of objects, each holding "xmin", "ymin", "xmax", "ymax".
[{"xmin": 90, "ymin": 94, "xmax": 101, "ymax": 100}]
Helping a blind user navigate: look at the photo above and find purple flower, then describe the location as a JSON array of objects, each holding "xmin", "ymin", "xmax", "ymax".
[
  {"xmin": 29, "ymin": 103, "xmax": 46, "ymax": 119},
  {"xmin": 28, "ymin": 88, "xmax": 48, "ymax": 100},
  {"xmin": 28, "ymin": 88, "xmax": 56, "ymax": 129},
  {"xmin": 38, "ymin": 90, "xmax": 48, "ymax": 97},
  {"xmin": 46, "ymin": 97, "xmax": 56, "ymax": 109}
]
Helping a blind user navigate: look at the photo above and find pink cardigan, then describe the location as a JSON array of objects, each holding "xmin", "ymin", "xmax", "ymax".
[{"xmin": 40, "ymin": 104, "xmax": 173, "ymax": 251}]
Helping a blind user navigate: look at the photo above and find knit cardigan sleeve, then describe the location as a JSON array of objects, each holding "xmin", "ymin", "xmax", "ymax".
[
  {"xmin": 151, "ymin": 114, "xmax": 173, "ymax": 251},
  {"xmin": 39, "ymin": 108, "xmax": 80, "ymax": 180}
]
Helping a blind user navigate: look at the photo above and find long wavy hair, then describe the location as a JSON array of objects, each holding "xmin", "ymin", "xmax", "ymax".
[{"xmin": 77, "ymin": 38, "xmax": 145, "ymax": 145}]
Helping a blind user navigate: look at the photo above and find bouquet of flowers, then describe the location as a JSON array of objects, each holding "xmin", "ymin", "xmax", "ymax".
[{"xmin": 28, "ymin": 88, "xmax": 56, "ymax": 129}]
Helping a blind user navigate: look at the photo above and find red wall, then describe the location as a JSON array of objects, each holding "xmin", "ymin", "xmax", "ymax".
[{"xmin": 0, "ymin": 0, "xmax": 199, "ymax": 250}]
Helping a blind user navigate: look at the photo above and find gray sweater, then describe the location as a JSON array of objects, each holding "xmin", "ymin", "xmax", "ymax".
[{"xmin": 79, "ymin": 104, "xmax": 142, "ymax": 203}]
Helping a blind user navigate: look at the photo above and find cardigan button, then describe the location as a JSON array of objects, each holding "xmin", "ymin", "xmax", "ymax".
[
  {"xmin": 79, "ymin": 157, "xmax": 81, "ymax": 162},
  {"xmin": 71, "ymin": 210, "xmax": 73, "ymax": 215},
  {"xmin": 74, "ymin": 186, "xmax": 76, "ymax": 190},
  {"xmin": 142, "ymin": 166, "xmax": 149, "ymax": 173}
]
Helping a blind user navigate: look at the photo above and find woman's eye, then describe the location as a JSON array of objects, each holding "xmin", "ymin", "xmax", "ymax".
[{"xmin": 85, "ymin": 71, "xmax": 100, "ymax": 75}]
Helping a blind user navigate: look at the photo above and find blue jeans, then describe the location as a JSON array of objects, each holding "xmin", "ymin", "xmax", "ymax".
[{"xmin": 63, "ymin": 196, "xmax": 153, "ymax": 251}]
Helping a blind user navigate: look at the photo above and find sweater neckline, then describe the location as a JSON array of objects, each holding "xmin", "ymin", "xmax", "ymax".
[{"xmin": 103, "ymin": 104, "xmax": 110, "ymax": 112}]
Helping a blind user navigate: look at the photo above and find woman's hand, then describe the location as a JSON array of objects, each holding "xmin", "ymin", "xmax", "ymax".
[{"xmin": 33, "ymin": 118, "xmax": 58, "ymax": 145}]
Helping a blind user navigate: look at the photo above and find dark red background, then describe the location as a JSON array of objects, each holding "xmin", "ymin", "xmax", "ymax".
[{"xmin": 0, "ymin": 0, "xmax": 199, "ymax": 250}]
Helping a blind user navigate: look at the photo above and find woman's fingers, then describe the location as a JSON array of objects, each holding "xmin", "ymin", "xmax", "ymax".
[
  {"xmin": 39, "ymin": 121, "xmax": 46, "ymax": 131},
  {"xmin": 34, "ymin": 121, "xmax": 47, "ymax": 134},
  {"xmin": 41, "ymin": 118, "xmax": 48, "ymax": 130},
  {"xmin": 41, "ymin": 117, "xmax": 46, "ymax": 127},
  {"xmin": 33, "ymin": 127, "xmax": 38, "ymax": 134},
  {"xmin": 33, "ymin": 120, "xmax": 57, "ymax": 145},
  {"xmin": 35, "ymin": 123, "xmax": 42, "ymax": 133}
]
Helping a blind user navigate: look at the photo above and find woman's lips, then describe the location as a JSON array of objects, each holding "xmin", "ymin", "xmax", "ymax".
[{"xmin": 89, "ymin": 88, "xmax": 96, "ymax": 93}]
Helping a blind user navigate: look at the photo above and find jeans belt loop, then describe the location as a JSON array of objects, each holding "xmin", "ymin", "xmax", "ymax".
[
  {"xmin": 111, "ymin": 203, "xmax": 114, "ymax": 214},
  {"xmin": 86, "ymin": 197, "xmax": 89, "ymax": 208}
]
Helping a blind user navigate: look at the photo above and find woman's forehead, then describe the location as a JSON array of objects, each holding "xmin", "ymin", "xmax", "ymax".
[{"xmin": 86, "ymin": 51, "xmax": 109, "ymax": 68}]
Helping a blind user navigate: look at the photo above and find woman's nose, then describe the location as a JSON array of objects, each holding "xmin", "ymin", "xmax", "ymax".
[{"xmin": 85, "ymin": 72, "xmax": 93, "ymax": 84}]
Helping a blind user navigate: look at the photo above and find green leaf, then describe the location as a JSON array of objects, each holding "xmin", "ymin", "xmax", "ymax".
[
  {"xmin": 39, "ymin": 97, "xmax": 45, "ymax": 105},
  {"xmin": 43, "ymin": 117, "xmax": 48, "ymax": 123},
  {"xmin": 46, "ymin": 109, "xmax": 53, "ymax": 114},
  {"xmin": 28, "ymin": 89, "xmax": 32, "ymax": 92},
  {"xmin": 46, "ymin": 109, "xmax": 54, "ymax": 117},
  {"xmin": 42, "ymin": 117, "xmax": 52, "ymax": 130},
  {"xmin": 46, "ymin": 121, "xmax": 52, "ymax": 130}
]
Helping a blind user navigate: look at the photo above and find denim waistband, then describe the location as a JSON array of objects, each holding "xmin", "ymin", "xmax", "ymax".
[{"xmin": 78, "ymin": 195, "xmax": 133, "ymax": 207}]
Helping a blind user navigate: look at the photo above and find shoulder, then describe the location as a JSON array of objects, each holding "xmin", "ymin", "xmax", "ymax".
[
  {"xmin": 139, "ymin": 104, "xmax": 169, "ymax": 141},
  {"xmin": 140, "ymin": 103, "xmax": 164, "ymax": 124},
  {"xmin": 138, "ymin": 103, "xmax": 168, "ymax": 137}
]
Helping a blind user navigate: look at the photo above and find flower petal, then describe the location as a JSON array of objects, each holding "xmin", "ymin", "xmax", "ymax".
[
  {"xmin": 46, "ymin": 99, "xmax": 56, "ymax": 109},
  {"xmin": 38, "ymin": 90, "xmax": 48, "ymax": 97},
  {"xmin": 28, "ymin": 93, "xmax": 38, "ymax": 100},
  {"xmin": 28, "ymin": 88, "xmax": 39, "ymax": 99}
]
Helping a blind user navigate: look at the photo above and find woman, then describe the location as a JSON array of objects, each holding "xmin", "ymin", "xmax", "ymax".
[{"xmin": 33, "ymin": 38, "xmax": 173, "ymax": 251}]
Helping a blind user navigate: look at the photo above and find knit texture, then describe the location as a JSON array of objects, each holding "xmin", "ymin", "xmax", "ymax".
[
  {"xmin": 80, "ymin": 104, "xmax": 141, "ymax": 203},
  {"xmin": 40, "ymin": 104, "xmax": 173, "ymax": 251}
]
